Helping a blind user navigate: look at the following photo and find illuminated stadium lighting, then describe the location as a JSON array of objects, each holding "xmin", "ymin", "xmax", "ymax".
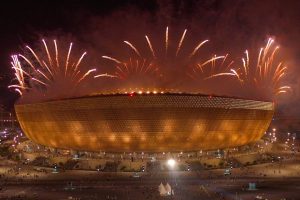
[
  {"xmin": 167, "ymin": 159, "xmax": 176, "ymax": 168},
  {"xmin": 15, "ymin": 93, "xmax": 274, "ymax": 152}
]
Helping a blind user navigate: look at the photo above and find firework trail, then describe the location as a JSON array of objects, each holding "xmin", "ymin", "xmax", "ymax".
[
  {"xmin": 64, "ymin": 42, "xmax": 73, "ymax": 76},
  {"xmin": 175, "ymin": 29, "xmax": 187, "ymax": 56},
  {"xmin": 102, "ymin": 56, "xmax": 122, "ymax": 64},
  {"xmin": 145, "ymin": 35, "xmax": 156, "ymax": 58},
  {"xmin": 165, "ymin": 26, "xmax": 169, "ymax": 55},
  {"xmin": 189, "ymin": 40, "xmax": 209, "ymax": 58},
  {"xmin": 124, "ymin": 41, "xmax": 141, "ymax": 57}
]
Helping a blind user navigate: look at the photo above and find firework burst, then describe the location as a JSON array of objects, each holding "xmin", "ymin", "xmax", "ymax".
[
  {"xmin": 131, "ymin": 27, "xmax": 236, "ymax": 81},
  {"xmin": 122, "ymin": 27, "xmax": 211, "ymax": 61},
  {"xmin": 112, "ymin": 57, "xmax": 160, "ymax": 80},
  {"xmin": 232, "ymin": 38, "xmax": 290, "ymax": 99},
  {"xmin": 10, "ymin": 40, "xmax": 114, "ymax": 96},
  {"xmin": 101, "ymin": 56, "xmax": 161, "ymax": 92},
  {"xmin": 187, "ymin": 54, "xmax": 236, "ymax": 81},
  {"xmin": 103, "ymin": 27, "xmax": 234, "ymax": 90},
  {"xmin": 9, "ymin": 34, "xmax": 290, "ymax": 101}
]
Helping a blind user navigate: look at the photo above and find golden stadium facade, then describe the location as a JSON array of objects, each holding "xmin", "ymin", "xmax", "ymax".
[{"xmin": 15, "ymin": 93, "xmax": 274, "ymax": 152}]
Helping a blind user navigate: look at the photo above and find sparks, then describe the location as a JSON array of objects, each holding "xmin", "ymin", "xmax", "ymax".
[
  {"xmin": 204, "ymin": 72, "xmax": 237, "ymax": 80},
  {"xmin": 102, "ymin": 56, "xmax": 122, "ymax": 64},
  {"xmin": 65, "ymin": 42, "xmax": 73, "ymax": 76},
  {"xmin": 124, "ymin": 41, "xmax": 141, "ymax": 57},
  {"xmin": 54, "ymin": 40, "xmax": 59, "ymax": 68},
  {"xmin": 10, "ymin": 40, "xmax": 102, "ymax": 97},
  {"xmin": 42, "ymin": 39, "xmax": 53, "ymax": 67},
  {"xmin": 74, "ymin": 52, "xmax": 87, "ymax": 72},
  {"xmin": 232, "ymin": 38, "xmax": 289, "ymax": 98},
  {"xmin": 165, "ymin": 26, "xmax": 169, "ymax": 55},
  {"xmin": 112, "ymin": 58, "xmax": 160, "ymax": 79},
  {"xmin": 145, "ymin": 35, "xmax": 156, "ymax": 58},
  {"xmin": 175, "ymin": 29, "xmax": 187, "ymax": 56},
  {"xmin": 190, "ymin": 40, "xmax": 209, "ymax": 58},
  {"xmin": 94, "ymin": 73, "xmax": 117, "ymax": 78},
  {"xmin": 76, "ymin": 68, "xmax": 97, "ymax": 85}
]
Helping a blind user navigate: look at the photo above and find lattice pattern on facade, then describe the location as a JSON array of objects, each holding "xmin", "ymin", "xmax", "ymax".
[{"xmin": 15, "ymin": 94, "xmax": 274, "ymax": 152}]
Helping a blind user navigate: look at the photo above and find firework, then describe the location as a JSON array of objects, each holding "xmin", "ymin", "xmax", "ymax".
[
  {"xmin": 9, "ymin": 40, "xmax": 113, "ymax": 96},
  {"xmin": 102, "ymin": 56, "xmax": 122, "ymax": 64},
  {"xmin": 175, "ymin": 29, "xmax": 187, "ymax": 56},
  {"xmin": 104, "ymin": 27, "xmax": 221, "ymax": 80},
  {"xmin": 189, "ymin": 40, "xmax": 209, "ymax": 58},
  {"xmin": 124, "ymin": 41, "xmax": 141, "ymax": 57},
  {"xmin": 9, "ymin": 30, "xmax": 290, "ymax": 102},
  {"xmin": 165, "ymin": 26, "xmax": 169, "ymax": 55},
  {"xmin": 112, "ymin": 58, "xmax": 159, "ymax": 80},
  {"xmin": 145, "ymin": 35, "xmax": 156, "ymax": 58},
  {"xmin": 232, "ymin": 38, "xmax": 290, "ymax": 97},
  {"xmin": 100, "ymin": 26, "xmax": 240, "ymax": 97},
  {"xmin": 188, "ymin": 54, "xmax": 236, "ymax": 81},
  {"xmin": 119, "ymin": 27, "xmax": 212, "ymax": 62}
]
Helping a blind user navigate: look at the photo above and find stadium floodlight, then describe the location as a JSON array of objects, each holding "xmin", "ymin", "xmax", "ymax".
[{"xmin": 167, "ymin": 159, "xmax": 176, "ymax": 168}]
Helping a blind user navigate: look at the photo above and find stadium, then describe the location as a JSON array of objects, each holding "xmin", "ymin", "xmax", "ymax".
[{"xmin": 15, "ymin": 93, "xmax": 274, "ymax": 152}]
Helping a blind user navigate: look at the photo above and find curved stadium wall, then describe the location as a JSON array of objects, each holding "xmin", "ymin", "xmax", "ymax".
[{"xmin": 15, "ymin": 93, "xmax": 274, "ymax": 152}]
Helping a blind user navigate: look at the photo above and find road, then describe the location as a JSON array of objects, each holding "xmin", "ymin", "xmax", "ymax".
[{"xmin": 1, "ymin": 169, "xmax": 300, "ymax": 200}]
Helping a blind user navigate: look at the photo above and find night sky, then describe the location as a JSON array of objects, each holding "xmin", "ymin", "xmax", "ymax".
[
  {"xmin": 1, "ymin": 0, "xmax": 300, "ymax": 126},
  {"xmin": 0, "ymin": 0, "xmax": 153, "ymax": 109}
]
